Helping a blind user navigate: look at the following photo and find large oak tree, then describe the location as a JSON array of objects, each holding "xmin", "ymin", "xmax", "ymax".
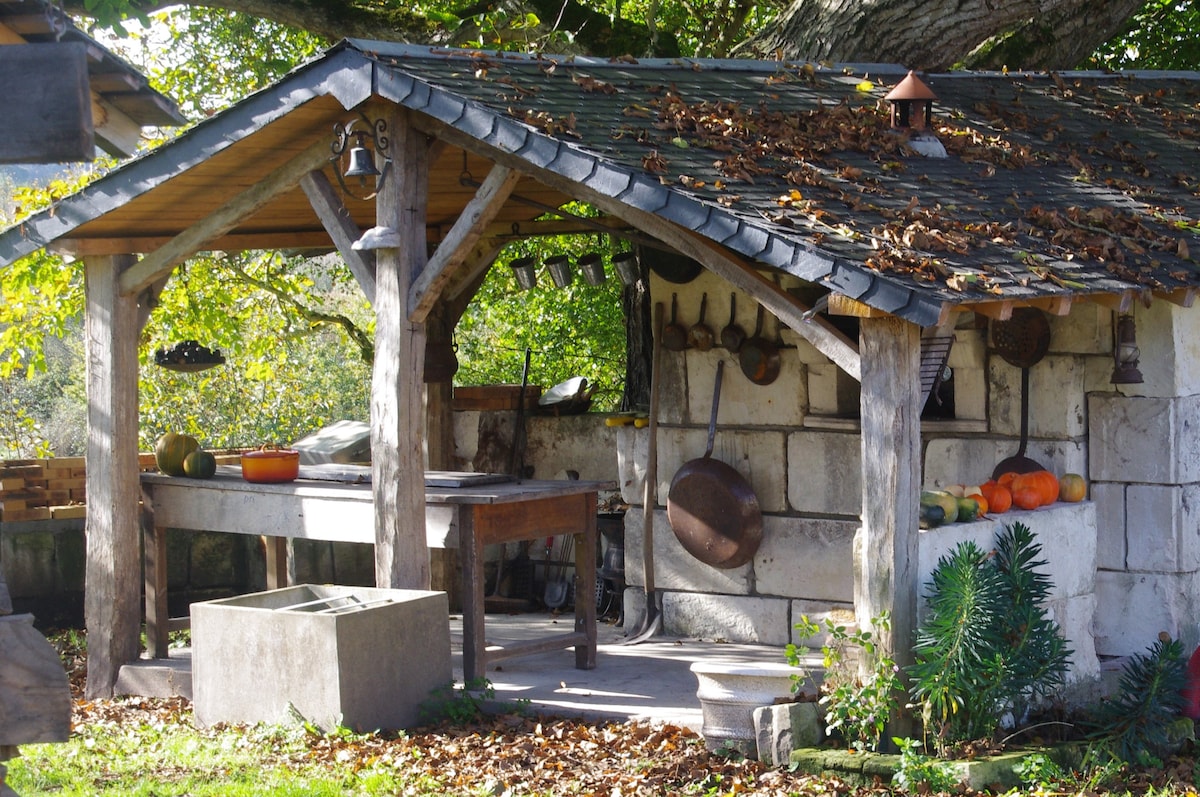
[{"xmin": 66, "ymin": 0, "xmax": 1174, "ymax": 68}]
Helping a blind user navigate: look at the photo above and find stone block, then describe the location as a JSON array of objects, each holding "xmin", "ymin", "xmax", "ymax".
[
  {"xmin": 917, "ymin": 501, "xmax": 1096, "ymax": 615},
  {"xmin": 0, "ymin": 531, "xmax": 55, "ymax": 598},
  {"xmin": 1050, "ymin": 303, "xmax": 1110, "ymax": 355},
  {"xmin": 1126, "ymin": 483, "xmax": 1200, "ymax": 572},
  {"xmin": 1090, "ymin": 481, "xmax": 1126, "ymax": 571},
  {"xmin": 788, "ymin": 601, "xmax": 856, "ymax": 649},
  {"xmin": 1047, "ymin": 594, "xmax": 1101, "ymax": 688},
  {"xmin": 54, "ymin": 527, "xmax": 85, "ymax": 592},
  {"xmin": 805, "ymin": 361, "xmax": 859, "ymax": 416},
  {"xmin": 1089, "ymin": 394, "xmax": 1200, "ymax": 485},
  {"xmin": 686, "ymin": 347, "xmax": 806, "ymax": 428},
  {"xmin": 755, "ymin": 516, "xmax": 856, "ymax": 601},
  {"xmin": 923, "ymin": 438, "xmax": 1086, "ymax": 489},
  {"xmin": 655, "ymin": 427, "xmax": 787, "ymax": 513},
  {"xmin": 990, "ymin": 355, "xmax": 1087, "ymax": 439},
  {"xmin": 663, "ymin": 592, "xmax": 789, "ymax": 645},
  {"xmin": 0, "ymin": 614, "xmax": 70, "ymax": 746},
  {"xmin": 623, "ymin": 508, "xmax": 751, "ymax": 595},
  {"xmin": 754, "ymin": 701, "xmax": 823, "ymax": 766},
  {"xmin": 786, "ymin": 431, "xmax": 861, "ymax": 515},
  {"xmin": 1094, "ymin": 570, "xmax": 1200, "ymax": 657},
  {"xmin": 192, "ymin": 584, "xmax": 450, "ymax": 732},
  {"xmin": 523, "ymin": 414, "xmax": 620, "ymax": 484}
]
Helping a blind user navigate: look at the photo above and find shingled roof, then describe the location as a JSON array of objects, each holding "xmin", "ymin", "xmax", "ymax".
[{"xmin": 3, "ymin": 39, "xmax": 1199, "ymax": 326}]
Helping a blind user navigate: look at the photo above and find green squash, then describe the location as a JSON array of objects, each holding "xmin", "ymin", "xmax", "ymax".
[
  {"xmin": 182, "ymin": 449, "xmax": 217, "ymax": 479},
  {"xmin": 155, "ymin": 432, "xmax": 200, "ymax": 476}
]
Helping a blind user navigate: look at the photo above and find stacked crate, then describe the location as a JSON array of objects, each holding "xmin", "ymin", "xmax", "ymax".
[{"xmin": 0, "ymin": 457, "xmax": 87, "ymax": 522}]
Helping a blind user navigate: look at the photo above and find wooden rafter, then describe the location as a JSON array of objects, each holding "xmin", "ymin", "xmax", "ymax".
[
  {"xmin": 409, "ymin": 163, "xmax": 520, "ymax": 323},
  {"xmin": 300, "ymin": 169, "xmax": 377, "ymax": 304},
  {"xmin": 116, "ymin": 137, "xmax": 332, "ymax": 296}
]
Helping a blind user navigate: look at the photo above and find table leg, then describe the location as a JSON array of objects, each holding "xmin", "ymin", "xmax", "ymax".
[
  {"xmin": 458, "ymin": 509, "xmax": 486, "ymax": 682},
  {"xmin": 263, "ymin": 536, "xmax": 288, "ymax": 589},
  {"xmin": 143, "ymin": 512, "xmax": 169, "ymax": 659},
  {"xmin": 574, "ymin": 492, "xmax": 598, "ymax": 670}
]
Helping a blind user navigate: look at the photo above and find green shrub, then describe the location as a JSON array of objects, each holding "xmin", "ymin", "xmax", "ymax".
[{"xmin": 907, "ymin": 522, "xmax": 1070, "ymax": 752}]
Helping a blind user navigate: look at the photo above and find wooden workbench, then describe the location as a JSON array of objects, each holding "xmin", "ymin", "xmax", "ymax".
[{"xmin": 139, "ymin": 468, "xmax": 613, "ymax": 681}]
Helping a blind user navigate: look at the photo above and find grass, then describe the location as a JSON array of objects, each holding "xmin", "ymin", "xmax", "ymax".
[{"xmin": 6, "ymin": 703, "xmax": 448, "ymax": 796}]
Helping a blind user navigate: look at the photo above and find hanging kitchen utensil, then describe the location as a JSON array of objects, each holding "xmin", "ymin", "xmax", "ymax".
[
  {"xmin": 991, "ymin": 307, "xmax": 1051, "ymax": 478},
  {"xmin": 687, "ymin": 293, "xmax": 714, "ymax": 351},
  {"xmin": 667, "ymin": 361, "xmax": 763, "ymax": 568},
  {"xmin": 738, "ymin": 305, "xmax": 781, "ymax": 385},
  {"xmin": 623, "ymin": 302, "xmax": 665, "ymax": 644},
  {"xmin": 720, "ymin": 292, "xmax": 746, "ymax": 352},
  {"xmin": 649, "ymin": 250, "xmax": 702, "ymax": 284},
  {"xmin": 662, "ymin": 293, "xmax": 688, "ymax": 351}
]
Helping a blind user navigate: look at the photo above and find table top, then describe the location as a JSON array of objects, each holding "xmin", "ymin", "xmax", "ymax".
[{"xmin": 141, "ymin": 468, "xmax": 614, "ymax": 505}]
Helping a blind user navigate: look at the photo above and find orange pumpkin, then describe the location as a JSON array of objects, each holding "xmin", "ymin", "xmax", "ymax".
[
  {"xmin": 1035, "ymin": 470, "xmax": 1060, "ymax": 506},
  {"xmin": 997, "ymin": 471, "xmax": 1021, "ymax": 489},
  {"xmin": 988, "ymin": 485, "xmax": 1013, "ymax": 514},
  {"xmin": 968, "ymin": 493, "xmax": 990, "ymax": 516},
  {"xmin": 1059, "ymin": 473, "xmax": 1087, "ymax": 503},
  {"xmin": 1012, "ymin": 486, "xmax": 1043, "ymax": 511}
]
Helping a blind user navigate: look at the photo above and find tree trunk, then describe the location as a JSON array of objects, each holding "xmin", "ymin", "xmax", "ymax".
[{"xmin": 738, "ymin": 0, "xmax": 1143, "ymax": 71}]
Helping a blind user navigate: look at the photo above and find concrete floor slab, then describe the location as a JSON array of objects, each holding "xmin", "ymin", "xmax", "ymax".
[{"xmin": 117, "ymin": 610, "xmax": 790, "ymax": 730}]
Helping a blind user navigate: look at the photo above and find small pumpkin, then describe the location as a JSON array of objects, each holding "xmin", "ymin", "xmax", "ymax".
[
  {"xmin": 183, "ymin": 449, "xmax": 217, "ymax": 479},
  {"xmin": 155, "ymin": 432, "xmax": 200, "ymax": 476},
  {"xmin": 1012, "ymin": 486, "xmax": 1042, "ymax": 511},
  {"xmin": 987, "ymin": 484, "xmax": 1013, "ymax": 514},
  {"xmin": 967, "ymin": 493, "xmax": 989, "ymax": 516},
  {"xmin": 1059, "ymin": 473, "xmax": 1087, "ymax": 503}
]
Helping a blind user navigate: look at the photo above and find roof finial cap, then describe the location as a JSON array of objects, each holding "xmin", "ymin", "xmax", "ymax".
[{"xmin": 885, "ymin": 70, "xmax": 938, "ymax": 102}]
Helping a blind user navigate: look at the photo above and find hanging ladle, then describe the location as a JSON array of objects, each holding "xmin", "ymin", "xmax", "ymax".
[{"xmin": 991, "ymin": 307, "xmax": 1051, "ymax": 478}]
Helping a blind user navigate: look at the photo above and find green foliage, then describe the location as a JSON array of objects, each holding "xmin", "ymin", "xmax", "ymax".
[
  {"xmin": 908, "ymin": 522, "xmax": 1070, "ymax": 752},
  {"xmin": 891, "ymin": 736, "xmax": 961, "ymax": 793},
  {"xmin": 789, "ymin": 612, "xmax": 902, "ymax": 752},
  {"xmin": 1089, "ymin": 0, "xmax": 1200, "ymax": 71},
  {"xmin": 419, "ymin": 677, "xmax": 496, "ymax": 725},
  {"xmin": 455, "ymin": 235, "xmax": 627, "ymax": 412},
  {"xmin": 1089, "ymin": 636, "xmax": 1190, "ymax": 765},
  {"xmin": 1014, "ymin": 747, "xmax": 1129, "ymax": 794}
]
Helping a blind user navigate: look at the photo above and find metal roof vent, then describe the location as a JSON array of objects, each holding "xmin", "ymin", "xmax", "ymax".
[{"xmin": 885, "ymin": 70, "xmax": 946, "ymax": 158}]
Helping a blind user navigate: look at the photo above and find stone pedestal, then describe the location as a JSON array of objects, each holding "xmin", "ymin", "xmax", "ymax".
[
  {"xmin": 192, "ymin": 584, "xmax": 450, "ymax": 732},
  {"xmin": 690, "ymin": 661, "xmax": 807, "ymax": 756}
]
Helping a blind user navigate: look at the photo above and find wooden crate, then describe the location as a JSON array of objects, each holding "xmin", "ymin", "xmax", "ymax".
[{"xmin": 453, "ymin": 384, "xmax": 543, "ymax": 411}]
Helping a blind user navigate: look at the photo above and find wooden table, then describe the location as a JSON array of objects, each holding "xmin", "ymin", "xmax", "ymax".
[{"xmin": 139, "ymin": 469, "xmax": 613, "ymax": 680}]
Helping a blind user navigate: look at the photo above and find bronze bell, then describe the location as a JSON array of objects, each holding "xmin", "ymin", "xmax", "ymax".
[{"xmin": 344, "ymin": 134, "xmax": 380, "ymax": 179}]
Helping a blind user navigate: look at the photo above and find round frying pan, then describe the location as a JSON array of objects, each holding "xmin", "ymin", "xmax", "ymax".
[
  {"xmin": 662, "ymin": 293, "xmax": 688, "ymax": 351},
  {"xmin": 720, "ymin": 293, "xmax": 746, "ymax": 352},
  {"xmin": 687, "ymin": 293, "xmax": 714, "ymax": 351},
  {"xmin": 667, "ymin": 361, "xmax": 763, "ymax": 569},
  {"xmin": 738, "ymin": 305, "xmax": 781, "ymax": 385}
]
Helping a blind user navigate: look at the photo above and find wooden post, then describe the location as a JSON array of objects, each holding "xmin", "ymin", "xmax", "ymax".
[
  {"xmin": 83, "ymin": 254, "xmax": 142, "ymax": 697},
  {"xmin": 371, "ymin": 106, "xmax": 431, "ymax": 589},
  {"xmin": 856, "ymin": 315, "xmax": 921, "ymax": 735}
]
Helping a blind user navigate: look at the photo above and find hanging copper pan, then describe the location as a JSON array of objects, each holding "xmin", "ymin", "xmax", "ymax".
[
  {"xmin": 667, "ymin": 361, "xmax": 763, "ymax": 569},
  {"xmin": 991, "ymin": 307, "xmax": 1051, "ymax": 478}
]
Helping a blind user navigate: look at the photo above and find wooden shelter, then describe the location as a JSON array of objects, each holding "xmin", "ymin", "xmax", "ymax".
[{"xmin": 3, "ymin": 40, "xmax": 1200, "ymax": 696}]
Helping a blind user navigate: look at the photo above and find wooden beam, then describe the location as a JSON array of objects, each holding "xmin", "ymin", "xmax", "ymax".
[
  {"xmin": 966, "ymin": 300, "xmax": 1014, "ymax": 320},
  {"xmin": 117, "ymin": 136, "xmax": 333, "ymax": 297},
  {"xmin": 1155, "ymin": 287, "xmax": 1197, "ymax": 308},
  {"xmin": 1018, "ymin": 295, "xmax": 1074, "ymax": 316},
  {"xmin": 857, "ymin": 314, "xmax": 921, "ymax": 738},
  {"xmin": 91, "ymin": 93, "xmax": 142, "ymax": 159},
  {"xmin": 480, "ymin": 216, "xmax": 633, "ymax": 239},
  {"xmin": 409, "ymin": 163, "xmax": 520, "ymax": 323},
  {"xmin": 1086, "ymin": 292, "xmax": 1135, "ymax": 312},
  {"xmin": 52, "ymin": 231, "xmax": 343, "ymax": 257},
  {"xmin": 371, "ymin": 106, "xmax": 431, "ymax": 590},
  {"xmin": 300, "ymin": 169, "xmax": 377, "ymax": 304},
  {"xmin": 411, "ymin": 116, "xmax": 861, "ymax": 379},
  {"xmin": 827, "ymin": 293, "xmax": 891, "ymax": 318},
  {"xmin": 83, "ymin": 254, "xmax": 142, "ymax": 698},
  {"xmin": 446, "ymin": 238, "xmax": 505, "ymax": 310}
]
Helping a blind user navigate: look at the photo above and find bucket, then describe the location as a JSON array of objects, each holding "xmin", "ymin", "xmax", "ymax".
[
  {"xmin": 545, "ymin": 255, "xmax": 573, "ymax": 288},
  {"xmin": 510, "ymin": 256, "xmax": 537, "ymax": 290},
  {"xmin": 612, "ymin": 251, "xmax": 640, "ymax": 286},
  {"xmin": 579, "ymin": 252, "xmax": 606, "ymax": 285}
]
